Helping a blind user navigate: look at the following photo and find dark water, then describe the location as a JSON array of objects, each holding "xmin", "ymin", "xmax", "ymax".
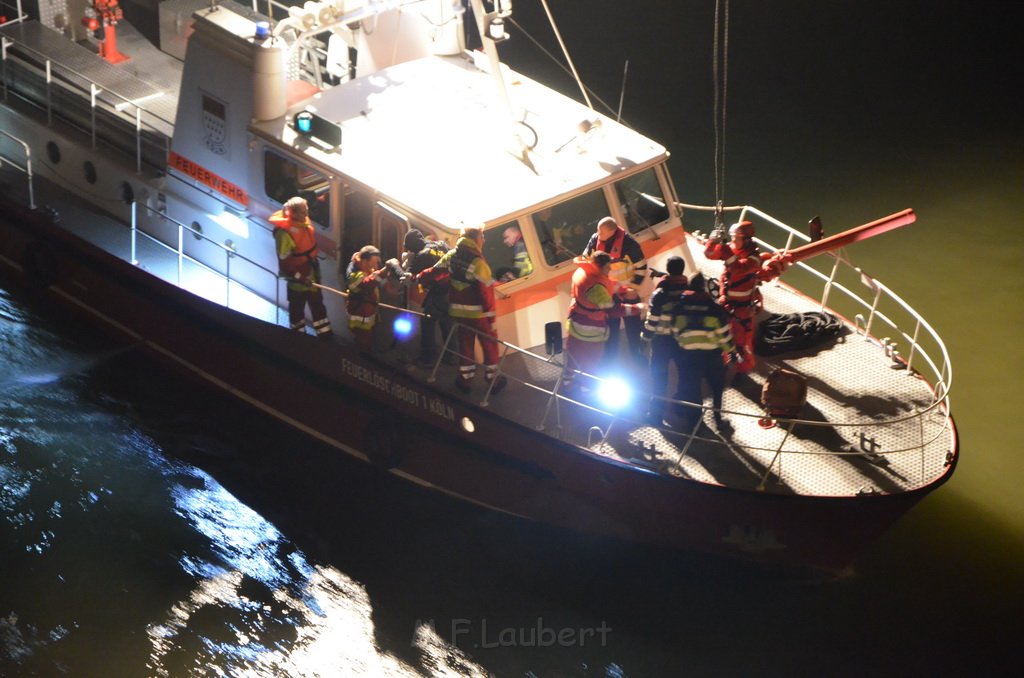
[{"xmin": 3, "ymin": 1, "xmax": 1023, "ymax": 675}]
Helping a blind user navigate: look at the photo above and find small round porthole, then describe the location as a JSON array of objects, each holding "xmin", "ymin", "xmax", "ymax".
[
  {"xmin": 83, "ymin": 160, "xmax": 97, "ymax": 184},
  {"xmin": 46, "ymin": 141, "xmax": 61, "ymax": 164},
  {"xmin": 121, "ymin": 181, "xmax": 134, "ymax": 205},
  {"xmin": 191, "ymin": 221, "xmax": 203, "ymax": 241},
  {"xmin": 461, "ymin": 416, "xmax": 475, "ymax": 433}
]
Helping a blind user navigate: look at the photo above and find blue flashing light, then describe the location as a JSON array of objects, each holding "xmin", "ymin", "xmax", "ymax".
[
  {"xmin": 393, "ymin": 315, "xmax": 414, "ymax": 340},
  {"xmin": 596, "ymin": 377, "xmax": 632, "ymax": 410},
  {"xmin": 295, "ymin": 111, "xmax": 313, "ymax": 135}
]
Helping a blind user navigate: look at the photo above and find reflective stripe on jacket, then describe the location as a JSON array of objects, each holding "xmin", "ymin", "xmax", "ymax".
[
  {"xmin": 704, "ymin": 241, "xmax": 776, "ymax": 309},
  {"xmin": 567, "ymin": 261, "xmax": 615, "ymax": 342},
  {"xmin": 270, "ymin": 210, "xmax": 320, "ymax": 291},
  {"xmin": 436, "ymin": 237, "xmax": 495, "ymax": 319},
  {"xmin": 346, "ymin": 269, "xmax": 380, "ymax": 330},
  {"xmin": 672, "ymin": 290, "xmax": 735, "ymax": 353},
  {"xmin": 644, "ymin": 276, "xmax": 689, "ymax": 336}
]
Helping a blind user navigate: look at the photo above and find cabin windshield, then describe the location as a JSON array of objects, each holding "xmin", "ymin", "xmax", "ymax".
[
  {"xmin": 614, "ymin": 167, "xmax": 670, "ymax": 234},
  {"xmin": 530, "ymin": 188, "xmax": 608, "ymax": 266}
]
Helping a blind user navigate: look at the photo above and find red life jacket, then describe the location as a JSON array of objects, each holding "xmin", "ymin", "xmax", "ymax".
[
  {"xmin": 568, "ymin": 260, "xmax": 614, "ymax": 329},
  {"xmin": 706, "ymin": 241, "xmax": 770, "ymax": 309},
  {"xmin": 594, "ymin": 226, "xmax": 626, "ymax": 260},
  {"xmin": 270, "ymin": 210, "xmax": 319, "ymax": 279}
]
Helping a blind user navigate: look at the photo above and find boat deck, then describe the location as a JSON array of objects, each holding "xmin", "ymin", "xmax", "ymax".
[
  {"xmin": 1, "ymin": 162, "xmax": 954, "ymax": 500},
  {"xmin": 0, "ymin": 19, "xmax": 182, "ymax": 137}
]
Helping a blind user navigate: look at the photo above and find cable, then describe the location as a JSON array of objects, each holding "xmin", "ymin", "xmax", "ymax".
[{"xmin": 712, "ymin": 0, "xmax": 730, "ymax": 228}]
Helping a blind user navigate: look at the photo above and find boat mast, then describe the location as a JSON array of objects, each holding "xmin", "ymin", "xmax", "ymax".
[{"xmin": 467, "ymin": 0, "xmax": 536, "ymax": 170}]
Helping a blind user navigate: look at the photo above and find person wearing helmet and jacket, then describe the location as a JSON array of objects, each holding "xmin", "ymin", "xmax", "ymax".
[
  {"xmin": 582, "ymin": 217, "xmax": 648, "ymax": 363},
  {"xmin": 704, "ymin": 220, "xmax": 790, "ymax": 373},
  {"xmin": 565, "ymin": 251, "xmax": 642, "ymax": 391},
  {"xmin": 346, "ymin": 245, "xmax": 390, "ymax": 351},
  {"xmin": 270, "ymin": 196, "xmax": 332, "ymax": 337},
  {"xmin": 427, "ymin": 225, "xmax": 507, "ymax": 395}
]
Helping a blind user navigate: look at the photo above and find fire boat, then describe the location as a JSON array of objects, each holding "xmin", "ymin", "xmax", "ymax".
[{"xmin": 0, "ymin": 0, "xmax": 957, "ymax": 572}]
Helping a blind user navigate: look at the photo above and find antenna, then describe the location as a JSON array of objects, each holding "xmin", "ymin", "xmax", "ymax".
[{"xmin": 616, "ymin": 59, "xmax": 629, "ymax": 123}]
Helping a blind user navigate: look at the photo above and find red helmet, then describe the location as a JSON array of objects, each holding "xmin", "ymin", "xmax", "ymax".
[{"xmin": 729, "ymin": 220, "xmax": 755, "ymax": 238}]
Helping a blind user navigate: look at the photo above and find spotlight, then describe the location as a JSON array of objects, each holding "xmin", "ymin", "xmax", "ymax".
[{"xmin": 596, "ymin": 376, "xmax": 631, "ymax": 410}]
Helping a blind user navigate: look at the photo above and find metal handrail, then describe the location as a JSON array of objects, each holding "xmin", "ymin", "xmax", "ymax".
[
  {"xmin": 0, "ymin": 127, "xmax": 34, "ymax": 208},
  {"xmin": 131, "ymin": 201, "xmax": 282, "ymax": 315},
  {"xmin": 679, "ymin": 202, "xmax": 953, "ymax": 404},
  {"xmin": 0, "ymin": 35, "xmax": 173, "ymax": 171}
]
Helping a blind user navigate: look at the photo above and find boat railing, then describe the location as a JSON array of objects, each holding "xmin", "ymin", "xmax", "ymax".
[
  {"xmin": 0, "ymin": 127, "xmax": 34, "ymax": 208},
  {"xmin": 0, "ymin": 31, "xmax": 172, "ymax": 173},
  {"xmin": 679, "ymin": 202, "xmax": 953, "ymax": 406},
  {"xmin": 130, "ymin": 201, "xmax": 283, "ymax": 316},
  {"xmin": 424, "ymin": 310, "xmax": 951, "ymax": 489},
  {"xmin": 0, "ymin": 1, "xmax": 27, "ymax": 26}
]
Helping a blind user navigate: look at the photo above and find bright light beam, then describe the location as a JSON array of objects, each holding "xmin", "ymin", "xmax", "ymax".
[{"xmin": 596, "ymin": 376, "xmax": 631, "ymax": 410}]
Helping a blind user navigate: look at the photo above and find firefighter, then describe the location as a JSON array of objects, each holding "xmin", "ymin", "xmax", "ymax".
[
  {"xmin": 500, "ymin": 225, "xmax": 533, "ymax": 280},
  {"xmin": 429, "ymin": 225, "xmax": 507, "ymax": 395},
  {"xmin": 346, "ymin": 245, "xmax": 389, "ymax": 351},
  {"xmin": 270, "ymin": 196, "xmax": 331, "ymax": 337},
  {"xmin": 565, "ymin": 251, "xmax": 641, "ymax": 391},
  {"xmin": 402, "ymin": 229, "xmax": 452, "ymax": 366},
  {"xmin": 704, "ymin": 220, "xmax": 789, "ymax": 373},
  {"xmin": 671, "ymin": 275, "xmax": 737, "ymax": 433},
  {"xmin": 642, "ymin": 256, "xmax": 689, "ymax": 422},
  {"xmin": 582, "ymin": 217, "xmax": 648, "ymax": 362}
]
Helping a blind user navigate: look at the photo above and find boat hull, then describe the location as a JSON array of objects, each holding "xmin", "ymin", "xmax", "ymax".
[{"xmin": 0, "ymin": 201, "xmax": 955, "ymax": 573}]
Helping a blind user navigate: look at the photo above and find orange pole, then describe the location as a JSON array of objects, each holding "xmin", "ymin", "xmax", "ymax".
[{"xmin": 785, "ymin": 208, "xmax": 916, "ymax": 264}]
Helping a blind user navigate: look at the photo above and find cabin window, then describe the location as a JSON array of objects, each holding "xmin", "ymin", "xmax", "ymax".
[
  {"xmin": 532, "ymin": 188, "xmax": 608, "ymax": 266},
  {"xmin": 484, "ymin": 221, "xmax": 534, "ymax": 284},
  {"xmin": 263, "ymin": 151, "xmax": 331, "ymax": 229},
  {"xmin": 613, "ymin": 168, "xmax": 670, "ymax": 234}
]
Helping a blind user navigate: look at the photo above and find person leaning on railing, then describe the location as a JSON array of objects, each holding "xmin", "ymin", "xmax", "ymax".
[
  {"xmin": 346, "ymin": 245, "xmax": 400, "ymax": 351},
  {"xmin": 270, "ymin": 196, "xmax": 332, "ymax": 337}
]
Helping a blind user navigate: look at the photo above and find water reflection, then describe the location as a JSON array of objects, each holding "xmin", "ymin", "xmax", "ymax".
[
  {"xmin": 1, "ymin": 288, "xmax": 488, "ymax": 675},
  {"xmin": 146, "ymin": 470, "xmax": 453, "ymax": 676}
]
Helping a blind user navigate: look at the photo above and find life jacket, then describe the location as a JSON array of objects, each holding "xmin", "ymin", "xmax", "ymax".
[
  {"xmin": 706, "ymin": 241, "xmax": 768, "ymax": 310},
  {"xmin": 568, "ymin": 261, "xmax": 615, "ymax": 341},
  {"xmin": 346, "ymin": 268, "xmax": 380, "ymax": 329},
  {"xmin": 593, "ymin": 227, "xmax": 630, "ymax": 283},
  {"xmin": 270, "ymin": 210, "xmax": 319, "ymax": 280},
  {"xmin": 446, "ymin": 237, "xmax": 495, "ymax": 319},
  {"xmin": 512, "ymin": 240, "xmax": 533, "ymax": 277}
]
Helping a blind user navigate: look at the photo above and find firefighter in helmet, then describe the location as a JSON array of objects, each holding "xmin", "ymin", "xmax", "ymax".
[
  {"xmin": 704, "ymin": 220, "xmax": 789, "ymax": 373},
  {"xmin": 270, "ymin": 196, "xmax": 332, "ymax": 337}
]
